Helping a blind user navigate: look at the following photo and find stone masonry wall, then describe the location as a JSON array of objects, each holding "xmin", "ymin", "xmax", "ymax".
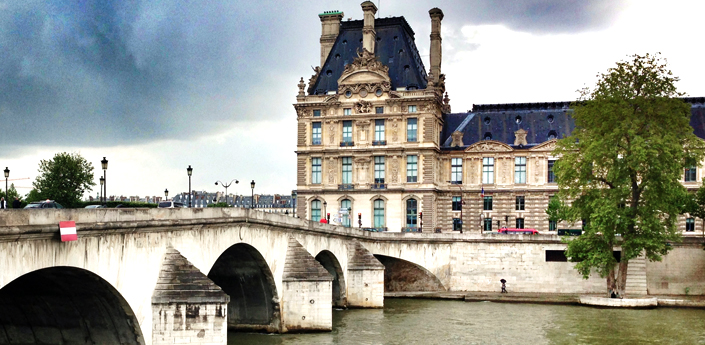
[
  {"xmin": 282, "ymin": 281, "xmax": 332, "ymax": 331},
  {"xmin": 152, "ymin": 303, "xmax": 227, "ymax": 345},
  {"xmin": 646, "ymin": 243, "xmax": 705, "ymax": 295},
  {"xmin": 347, "ymin": 269, "xmax": 385, "ymax": 307}
]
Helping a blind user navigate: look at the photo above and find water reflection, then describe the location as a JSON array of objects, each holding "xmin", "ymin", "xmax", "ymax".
[{"xmin": 230, "ymin": 299, "xmax": 705, "ymax": 345}]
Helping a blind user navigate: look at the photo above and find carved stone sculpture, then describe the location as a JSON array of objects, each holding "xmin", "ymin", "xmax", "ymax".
[
  {"xmin": 390, "ymin": 157, "xmax": 399, "ymax": 183},
  {"xmin": 450, "ymin": 131, "xmax": 464, "ymax": 147},
  {"xmin": 355, "ymin": 100, "xmax": 372, "ymax": 114},
  {"xmin": 514, "ymin": 128, "xmax": 528, "ymax": 146}
]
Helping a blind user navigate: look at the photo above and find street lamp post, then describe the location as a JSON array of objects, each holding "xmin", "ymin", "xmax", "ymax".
[
  {"xmin": 215, "ymin": 179, "xmax": 238, "ymax": 205},
  {"xmin": 291, "ymin": 190, "xmax": 297, "ymax": 217},
  {"xmin": 323, "ymin": 201, "xmax": 327, "ymax": 222},
  {"xmin": 187, "ymin": 165, "xmax": 193, "ymax": 208},
  {"xmin": 101, "ymin": 157, "xmax": 108, "ymax": 205},
  {"xmin": 99, "ymin": 177, "xmax": 105, "ymax": 205},
  {"xmin": 165, "ymin": 189, "xmax": 169, "ymax": 201},
  {"xmin": 250, "ymin": 180, "xmax": 255, "ymax": 209},
  {"xmin": 3, "ymin": 167, "xmax": 9, "ymax": 207}
]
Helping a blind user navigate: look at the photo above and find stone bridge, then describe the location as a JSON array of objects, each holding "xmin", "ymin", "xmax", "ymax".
[{"xmin": 1, "ymin": 208, "xmax": 703, "ymax": 344}]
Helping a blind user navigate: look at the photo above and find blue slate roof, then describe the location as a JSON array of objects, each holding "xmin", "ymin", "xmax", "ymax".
[
  {"xmin": 442, "ymin": 97, "xmax": 705, "ymax": 149},
  {"xmin": 310, "ymin": 17, "xmax": 428, "ymax": 95}
]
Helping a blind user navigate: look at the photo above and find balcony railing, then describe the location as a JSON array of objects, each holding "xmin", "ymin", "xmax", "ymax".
[
  {"xmin": 372, "ymin": 140, "xmax": 387, "ymax": 146},
  {"xmin": 363, "ymin": 227, "xmax": 388, "ymax": 232},
  {"xmin": 402, "ymin": 227, "xmax": 421, "ymax": 233},
  {"xmin": 340, "ymin": 141, "xmax": 355, "ymax": 147},
  {"xmin": 338, "ymin": 184, "xmax": 354, "ymax": 190},
  {"xmin": 372, "ymin": 183, "xmax": 387, "ymax": 190}
]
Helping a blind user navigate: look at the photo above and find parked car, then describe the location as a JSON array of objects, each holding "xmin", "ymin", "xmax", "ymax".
[
  {"xmin": 158, "ymin": 201, "xmax": 185, "ymax": 208},
  {"xmin": 24, "ymin": 200, "xmax": 64, "ymax": 209},
  {"xmin": 85, "ymin": 204, "xmax": 106, "ymax": 209}
]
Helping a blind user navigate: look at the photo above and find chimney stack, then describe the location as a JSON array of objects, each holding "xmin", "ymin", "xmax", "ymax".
[
  {"xmin": 361, "ymin": 1, "xmax": 378, "ymax": 54},
  {"xmin": 319, "ymin": 11, "xmax": 344, "ymax": 67},
  {"xmin": 429, "ymin": 8, "xmax": 444, "ymax": 84}
]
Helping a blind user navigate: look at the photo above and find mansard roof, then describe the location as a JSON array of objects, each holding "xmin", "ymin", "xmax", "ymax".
[
  {"xmin": 442, "ymin": 97, "xmax": 705, "ymax": 150},
  {"xmin": 310, "ymin": 17, "xmax": 428, "ymax": 95}
]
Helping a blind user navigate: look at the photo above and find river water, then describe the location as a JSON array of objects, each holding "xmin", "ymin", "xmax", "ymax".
[{"xmin": 230, "ymin": 298, "xmax": 705, "ymax": 345}]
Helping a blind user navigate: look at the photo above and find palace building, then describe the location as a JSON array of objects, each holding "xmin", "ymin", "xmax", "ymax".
[{"xmin": 293, "ymin": 2, "xmax": 705, "ymax": 233}]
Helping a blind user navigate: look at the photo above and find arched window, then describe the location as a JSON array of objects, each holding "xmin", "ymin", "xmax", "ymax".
[
  {"xmin": 341, "ymin": 199, "xmax": 351, "ymax": 227},
  {"xmin": 311, "ymin": 200, "xmax": 321, "ymax": 221},
  {"xmin": 406, "ymin": 199, "xmax": 418, "ymax": 228},
  {"xmin": 374, "ymin": 199, "xmax": 385, "ymax": 229}
]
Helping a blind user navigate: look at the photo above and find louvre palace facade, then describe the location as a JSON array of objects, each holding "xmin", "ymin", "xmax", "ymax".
[{"xmin": 293, "ymin": 2, "xmax": 705, "ymax": 233}]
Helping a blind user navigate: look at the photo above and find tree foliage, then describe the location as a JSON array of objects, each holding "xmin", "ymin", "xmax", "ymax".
[
  {"xmin": 33, "ymin": 152, "xmax": 96, "ymax": 208},
  {"xmin": 552, "ymin": 53, "xmax": 705, "ymax": 294},
  {"xmin": 0, "ymin": 183, "xmax": 21, "ymax": 204}
]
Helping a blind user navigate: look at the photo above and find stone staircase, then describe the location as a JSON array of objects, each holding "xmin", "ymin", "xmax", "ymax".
[{"xmin": 624, "ymin": 255, "xmax": 648, "ymax": 295}]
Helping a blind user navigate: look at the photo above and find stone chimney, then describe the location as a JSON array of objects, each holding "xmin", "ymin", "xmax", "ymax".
[
  {"xmin": 429, "ymin": 8, "xmax": 444, "ymax": 84},
  {"xmin": 361, "ymin": 1, "xmax": 377, "ymax": 54},
  {"xmin": 319, "ymin": 11, "xmax": 344, "ymax": 67}
]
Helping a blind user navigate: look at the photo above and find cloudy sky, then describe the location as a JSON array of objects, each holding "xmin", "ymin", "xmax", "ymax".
[{"xmin": 1, "ymin": 0, "xmax": 703, "ymax": 199}]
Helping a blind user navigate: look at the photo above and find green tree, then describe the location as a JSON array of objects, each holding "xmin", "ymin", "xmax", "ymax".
[
  {"xmin": 552, "ymin": 53, "xmax": 705, "ymax": 297},
  {"xmin": 0, "ymin": 183, "xmax": 21, "ymax": 205},
  {"xmin": 33, "ymin": 152, "xmax": 96, "ymax": 208}
]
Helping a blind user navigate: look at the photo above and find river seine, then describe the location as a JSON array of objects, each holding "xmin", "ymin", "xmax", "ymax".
[{"xmin": 229, "ymin": 298, "xmax": 705, "ymax": 345}]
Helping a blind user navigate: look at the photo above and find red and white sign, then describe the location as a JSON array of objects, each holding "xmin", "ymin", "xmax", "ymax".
[{"xmin": 59, "ymin": 221, "xmax": 77, "ymax": 242}]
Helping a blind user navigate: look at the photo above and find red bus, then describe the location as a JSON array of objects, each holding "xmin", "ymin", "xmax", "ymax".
[{"xmin": 498, "ymin": 228, "xmax": 539, "ymax": 235}]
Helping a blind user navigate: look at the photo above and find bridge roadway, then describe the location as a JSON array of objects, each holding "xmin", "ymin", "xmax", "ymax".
[{"xmin": 0, "ymin": 207, "xmax": 598, "ymax": 344}]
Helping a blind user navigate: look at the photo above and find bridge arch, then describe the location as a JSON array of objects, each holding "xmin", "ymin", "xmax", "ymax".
[
  {"xmin": 0, "ymin": 266, "xmax": 144, "ymax": 344},
  {"xmin": 207, "ymin": 243, "xmax": 280, "ymax": 332},
  {"xmin": 373, "ymin": 254, "xmax": 446, "ymax": 292},
  {"xmin": 315, "ymin": 250, "xmax": 347, "ymax": 307}
]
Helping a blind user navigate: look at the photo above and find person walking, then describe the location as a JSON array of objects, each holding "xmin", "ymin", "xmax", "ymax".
[
  {"xmin": 0, "ymin": 197, "xmax": 6, "ymax": 209},
  {"xmin": 500, "ymin": 279, "xmax": 507, "ymax": 293},
  {"xmin": 12, "ymin": 197, "xmax": 20, "ymax": 209}
]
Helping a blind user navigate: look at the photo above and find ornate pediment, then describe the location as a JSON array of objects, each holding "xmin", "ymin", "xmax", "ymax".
[
  {"xmin": 529, "ymin": 139, "xmax": 558, "ymax": 152},
  {"xmin": 338, "ymin": 48, "xmax": 391, "ymax": 86},
  {"xmin": 464, "ymin": 140, "xmax": 513, "ymax": 153}
]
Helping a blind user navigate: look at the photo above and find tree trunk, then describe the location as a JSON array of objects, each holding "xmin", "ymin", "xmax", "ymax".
[
  {"xmin": 616, "ymin": 259, "xmax": 629, "ymax": 297},
  {"xmin": 606, "ymin": 269, "xmax": 617, "ymax": 298}
]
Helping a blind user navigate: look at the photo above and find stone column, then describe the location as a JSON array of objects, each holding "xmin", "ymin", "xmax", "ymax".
[
  {"xmin": 282, "ymin": 237, "xmax": 333, "ymax": 332},
  {"xmin": 346, "ymin": 241, "xmax": 384, "ymax": 308},
  {"xmin": 152, "ymin": 248, "xmax": 229, "ymax": 345},
  {"xmin": 361, "ymin": 1, "xmax": 378, "ymax": 53},
  {"xmin": 428, "ymin": 8, "xmax": 444, "ymax": 84}
]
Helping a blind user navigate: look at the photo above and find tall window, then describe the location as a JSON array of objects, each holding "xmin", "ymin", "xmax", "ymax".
[
  {"xmin": 685, "ymin": 166, "xmax": 697, "ymax": 182},
  {"xmin": 342, "ymin": 121, "xmax": 353, "ymax": 143},
  {"xmin": 453, "ymin": 218, "xmax": 462, "ymax": 231},
  {"xmin": 313, "ymin": 109, "xmax": 321, "ymax": 117},
  {"xmin": 312, "ymin": 122, "xmax": 321, "ymax": 145},
  {"xmin": 344, "ymin": 108, "xmax": 352, "ymax": 116},
  {"xmin": 374, "ymin": 156, "xmax": 385, "ymax": 183},
  {"xmin": 407, "ymin": 118, "xmax": 418, "ymax": 142},
  {"xmin": 342, "ymin": 157, "xmax": 352, "ymax": 184},
  {"xmin": 549, "ymin": 220, "xmax": 557, "ymax": 231},
  {"xmin": 374, "ymin": 199, "xmax": 385, "ymax": 228},
  {"xmin": 375, "ymin": 119, "xmax": 385, "ymax": 141},
  {"xmin": 516, "ymin": 196, "xmax": 525, "ymax": 211},
  {"xmin": 483, "ymin": 196, "xmax": 493, "ymax": 211},
  {"xmin": 311, "ymin": 200, "xmax": 321, "ymax": 221},
  {"xmin": 452, "ymin": 196, "xmax": 462, "ymax": 211},
  {"xmin": 407, "ymin": 155, "xmax": 418, "ymax": 182},
  {"xmin": 547, "ymin": 160, "xmax": 556, "ymax": 183},
  {"xmin": 341, "ymin": 199, "xmax": 351, "ymax": 227},
  {"xmin": 516, "ymin": 218, "xmax": 525, "ymax": 229},
  {"xmin": 406, "ymin": 199, "xmax": 418, "ymax": 228},
  {"xmin": 515, "ymin": 157, "xmax": 526, "ymax": 184},
  {"xmin": 483, "ymin": 157, "xmax": 494, "ymax": 184},
  {"xmin": 686, "ymin": 217, "xmax": 695, "ymax": 232},
  {"xmin": 451, "ymin": 158, "xmax": 463, "ymax": 183},
  {"xmin": 484, "ymin": 218, "xmax": 493, "ymax": 231},
  {"xmin": 311, "ymin": 158, "xmax": 322, "ymax": 184},
  {"xmin": 408, "ymin": 105, "xmax": 417, "ymax": 113},
  {"xmin": 376, "ymin": 107, "xmax": 384, "ymax": 114}
]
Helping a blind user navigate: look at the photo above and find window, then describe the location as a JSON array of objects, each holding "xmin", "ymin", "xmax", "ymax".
[
  {"xmin": 374, "ymin": 199, "xmax": 385, "ymax": 228},
  {"xmin": 516, "ymin": 196, "xmax": 525, "ymax": 211},
  {"xmin": 312, "ymin": 122, "xmax": 321, "ymax": 145},
  {"xmin": 548, "ymin": 160, "xmax": 556, "ymax": 183},
  {"xmin": 483, "ymin": 157, "xmax": 494, "ymax": 184},
  {"xmin": 451, "ymin": 158, "xmax": 463, "ymax": 183},
  {"xmin": 516, "ymin": 218, "xmax": 525, "ymax": 229},
  {"xmin": 344, "ymin": 108, "xmax": 352, "ymax": 116},
  {"xmin": 311, "ymin": 200, "xmax": 321, "ymax": 221},
  {"xmin": 376, "ymin": 106, "xmax": 384, "ymax": 114},
  {"xmin": 341, "ymin": 199, "xmax": 351, "ymax": 227},
  {"xmin": 375, "ymin": 119, "xmax": 385, "ymax": 141},
  {"xmin": 406, "ymin": 155, "xmax": 418, "ymax": 182},
  {"xmin": 407, "ymin": 118, "xmax": 418, "ymax": 142},
  {"xmin": 311, "ymin": 158, "xmax": 322, "ymax": 184},
  {"xmin": 484, "ymin": 218, "xmax": 493, "ymax": 231},
  {"xmin": 685, "ymin": 166, "xmax": 697, "ymax": 182},
  {"xmin": 549, "ymin": 220, "xmax": 557, "ymax": 231},
  {"xmin": 483, "ymin": 196, "xmax": 493, "ymax": 211},
  {"xmin": 342, "ymin": 121, "xmax": 353, "ymax": 143},
  {"xmin": 342, "ymin": 157, "xmax": 352, "ymax": 184},
  {"xmin": 515, "ymin": 157, "xmax": 526, "ymax": 184},
  {"xmin": 406, "ymin": 199, "xmax": 418, "ymax": 228},
  {"xmin": 408, "ymin": 105, "xmax": 417, "ymax": 113},
  {"xmin": 313, "ymin": 109, "xmax": 321, "ymax": 117},
  {"xmin": 452, "ymin": 196, "xmax": 462, "ymax": 211},
  {"xmin": 546, "ymin": 250, "xmax": 568, "ymax": 262},
  {"xmin": 453, "ymin": 218, "xmax": 462, "ymax": 231},
  {"xmin": 374, "ymin": 156, "xmax": 385, "ymax": 183},
  {"xmin": 686, "ymin": 218, "xmax": 695, "ymax": 232}
]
